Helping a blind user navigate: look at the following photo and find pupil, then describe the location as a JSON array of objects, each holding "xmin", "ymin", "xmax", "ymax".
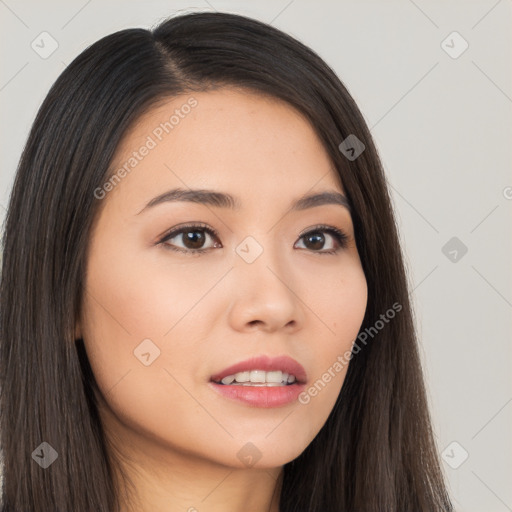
[
  {"xmin": 306, "ymin": 232, "xmax": 324, "ymax": 250},
  {"xmin": 184, "ymin": 231, "xmax": 205, "ymax": 249}
]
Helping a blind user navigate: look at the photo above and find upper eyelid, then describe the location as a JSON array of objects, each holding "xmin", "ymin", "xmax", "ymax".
[
  {"xmin": 160, "ymin": 223, "xmax": 219, "ymax": 240},
  {"xmin": 298, "ymin": 225, "xmax": 347, "ymax": 238},
  {"xmin": 160, "ymin": 223, "xmax": 347, "ymax": 240}
]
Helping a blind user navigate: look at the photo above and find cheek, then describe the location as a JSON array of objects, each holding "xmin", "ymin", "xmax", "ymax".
[
  {"xmin": 80, "ymin": 250, "xmax": 224, "ymax": 456},
  {"xmin": 302, "ymin": 255, "xmax": 368, "ymax": 343},
  {"xmin": 83, "ymin": 232, "xmax": 231, "ymax": 341},
  {"xmin": 295, "ymin": 260, "xmax": 367, "ymax": 415},
  {"xmin": 80, "ymin": 236, "xmax": 230, "ymax": 408}
]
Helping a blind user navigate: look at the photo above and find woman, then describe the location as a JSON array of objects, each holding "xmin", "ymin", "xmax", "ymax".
[{"xmin": 0, "ymin": 10, "xmax": 453, "ymax": 512}]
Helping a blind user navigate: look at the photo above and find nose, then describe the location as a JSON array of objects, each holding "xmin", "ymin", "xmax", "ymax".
[{"xmin": 226, "ymin": 250, "xmax": 305, "ymax": 334}]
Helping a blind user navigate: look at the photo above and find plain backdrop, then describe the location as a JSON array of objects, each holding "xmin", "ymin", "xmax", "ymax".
[{"xmin": 1, "ymin": 1, "xmax": 511, "ymax": 511}]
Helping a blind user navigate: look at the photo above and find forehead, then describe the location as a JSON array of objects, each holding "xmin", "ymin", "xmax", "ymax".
[{"xmin": 105, "ymin": 88, "xmax": 345, "ymax": 209}]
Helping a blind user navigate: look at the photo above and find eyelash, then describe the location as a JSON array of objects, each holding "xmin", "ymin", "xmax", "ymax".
[{"xmin": 158, "ymin": 222, "xmax": 349, "ymax": 256}]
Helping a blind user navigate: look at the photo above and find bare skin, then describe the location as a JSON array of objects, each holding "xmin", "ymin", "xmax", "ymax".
[{"xmin": 76, "ymin": 88, "xmax": 368, "ymax": 512}]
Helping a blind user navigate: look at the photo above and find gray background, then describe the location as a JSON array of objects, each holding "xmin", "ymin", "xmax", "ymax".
[{"xmin": 1, "ymin": 1, "xmax": 511, "ymax": 510}]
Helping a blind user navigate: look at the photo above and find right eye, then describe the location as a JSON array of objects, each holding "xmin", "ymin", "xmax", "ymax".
[{"xmin": 159, "ymin": 223, "xmax": 222, "ymax": 254}]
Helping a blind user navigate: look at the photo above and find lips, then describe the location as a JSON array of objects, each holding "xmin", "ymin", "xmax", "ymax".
[{"xmin": 210, "ymin": 355, "xmax": 308, "ymax": 384}]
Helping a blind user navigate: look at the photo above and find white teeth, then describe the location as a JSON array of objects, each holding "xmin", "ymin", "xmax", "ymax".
[
  {"xmin": 250, "ymin": 370, "xmax": 266, "ymax": 383},
  {"xmin": 235, "ymin": 371, "xmax": 250, "ymax": 382},
  {"xmin": 216, "ymin": 369, "xmax": 298, "ymax": 385},
  {"xmin": 240, "ymin": 382, "xmax": 283, "ymax": 387},
  {"xmin": 264, "ymin": 371, "xmax": 282, "ymax": 383}
]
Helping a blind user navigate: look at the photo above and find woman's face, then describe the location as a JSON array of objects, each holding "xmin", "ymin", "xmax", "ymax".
[{"xmin": 77, "ymin": 88, "xmax": 367, "ymax": 470}]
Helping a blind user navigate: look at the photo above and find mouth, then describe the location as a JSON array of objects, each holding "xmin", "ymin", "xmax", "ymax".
[
  {"xmin": 210, "ymin": 355, "xmax": 308, "ymax": 386},
  {"xmin": 211, "ymin": 370, "xmax": 299, "ymax": 387},
  {"xmin": 209, "ymin": 355, "xmax": 307, "ymax": 408}
]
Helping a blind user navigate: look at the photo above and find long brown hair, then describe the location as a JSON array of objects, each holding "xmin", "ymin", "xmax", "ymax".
[{"xmin": 0, "ymin": 11, "xmax": 453, "ymax": 511}]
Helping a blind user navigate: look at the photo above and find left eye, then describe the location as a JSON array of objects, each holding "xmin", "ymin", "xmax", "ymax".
[{"xmin": 295, "ymin": 228, "xmax": 348, "ymax": 253}]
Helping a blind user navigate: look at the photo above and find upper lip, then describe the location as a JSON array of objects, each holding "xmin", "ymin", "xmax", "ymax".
[{"xmin": 210, "ymin": 355, "xmax": 307, "ymax": 384}]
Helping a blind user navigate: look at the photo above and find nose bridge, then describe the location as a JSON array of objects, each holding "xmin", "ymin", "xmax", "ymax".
[
  {"xmin": 228, "ymin": 232, "xmax": 303, "ymax": 331},
  {"xmin": 234, "ymin": 232, "xmax": 288, "ymax": 289}
]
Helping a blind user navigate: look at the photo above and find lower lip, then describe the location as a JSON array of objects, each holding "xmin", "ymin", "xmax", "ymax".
[{"xmin": 209, "ymin": 382, "xmax": 306, "ymax": 408}]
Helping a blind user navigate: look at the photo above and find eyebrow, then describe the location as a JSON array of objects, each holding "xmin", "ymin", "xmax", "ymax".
[{"xmin": 136, "ymin": 188, "xmax": 351, "ymax": 215}]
